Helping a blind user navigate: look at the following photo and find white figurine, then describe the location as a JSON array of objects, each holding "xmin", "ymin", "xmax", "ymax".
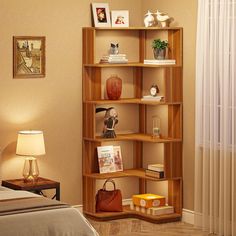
[
  {"xmin": 144, "ymin": 10, "xmax": 155, "ymax": 27},
  {"xmin": 155, "ymin": 10, "xmax": 174, "ymax": 27}
]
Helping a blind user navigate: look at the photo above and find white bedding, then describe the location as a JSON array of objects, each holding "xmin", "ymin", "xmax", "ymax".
[{"xmin": 0, "ymin": 188, "xmax": 99, "ymax": 236}]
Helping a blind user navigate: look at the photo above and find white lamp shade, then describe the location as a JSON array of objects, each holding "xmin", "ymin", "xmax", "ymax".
[{"xmin": 16, "ymin": 131, "xmax": 45, "ymax": 156}]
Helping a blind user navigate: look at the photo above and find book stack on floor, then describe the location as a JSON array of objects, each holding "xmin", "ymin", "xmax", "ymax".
[
  {"xmin": 141, "ymin": 95, "xmax": 164, "ymax": 102},
  {"xmin": 145, "ymin": 164, "xmax": 164, "ymax": 179},
  {"xmin": 130, "ymin": 193, "xmax": 174, "ymax": 216},
  {"xmin": 100, "ymin": 54, "xmax": 128, "ymax": 64},
  {"xmin": 144, "ymin": 59, "xmax": 176, "ymax": 65}
]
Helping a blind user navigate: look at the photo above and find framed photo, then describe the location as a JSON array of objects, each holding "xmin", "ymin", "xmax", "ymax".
[
  {"xmin": 91, "ymin": 3, "xmax": 111, "ymax": 27},
  {"xmin": 13, "ymin": 36, "xmax": 45, "ymax": 78},
  {"xmin": 111, "ymin": 10, "xmax": 129, "ymax": 27}
]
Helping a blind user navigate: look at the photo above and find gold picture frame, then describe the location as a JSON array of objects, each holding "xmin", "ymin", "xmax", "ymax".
[{"xmin": 13, "ymin": 36, "xmax": 45, "ymax": 78}]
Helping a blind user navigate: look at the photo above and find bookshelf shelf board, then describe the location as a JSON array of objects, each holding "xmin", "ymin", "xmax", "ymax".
[
  {"xmin": 84, "ymin": 168, "xmax": 182, "ymax": 181},
  {"xmin": 84, "ymin": 62, "xmax": 181, "ymax": 68},
  {"xmin": 83, "ymin": 133, "xmax": 182, "ymax": 143},
  {"xmin": 84, "ymin": 98, "xmax": 182, "ymax": 106},
  {"xmin": 84, "ymin": 206, "xmax": 181, "ymax": 223},
  {"xmin": 83, "ymin": 26, "xmax": 183, "ymax": 31}
]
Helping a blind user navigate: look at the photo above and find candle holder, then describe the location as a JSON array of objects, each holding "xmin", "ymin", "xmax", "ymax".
[{"xmin": 152, "ymin": 116, "xmax": 161, "ymax": 138}]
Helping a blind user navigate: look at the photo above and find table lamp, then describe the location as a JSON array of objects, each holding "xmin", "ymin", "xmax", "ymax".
[{"xmin": 16, "ymin": 130, "xmax": 45, "ymax": 182}]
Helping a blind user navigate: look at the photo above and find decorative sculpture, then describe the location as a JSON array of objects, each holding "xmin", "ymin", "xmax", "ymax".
[
  {"xmin": 143, "ymin": 10, "xmax": 174, "ymax": 28},
  {"xmin": 144, "ymin": 10, "xmax": 155, "ymax": 27},
  {"xmin": 110, "ymin": 43, "xmax": 119, "ymax": 54},
  {"xmin": 96, "ymin": 107, "xmax": 118, "ymax": 138},
  {"xmin": 154, "ymin": 10, "xmax": 174, "ymax": 27}
]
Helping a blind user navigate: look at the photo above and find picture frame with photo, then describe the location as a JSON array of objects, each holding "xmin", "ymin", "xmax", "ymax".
[
  {"xmin": 111, "ymin": 10, "xmax": 129, "ymax": 27},
  {"xmin": 91, "ymin": 3, "xmax": 111, "ymax": 27},
  {"xmin": 13, "ymin": 36, "xmax": 45, "ymax": 78}
]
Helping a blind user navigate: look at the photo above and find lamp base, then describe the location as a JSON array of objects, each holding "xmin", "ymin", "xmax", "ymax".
[{"xmin": 23, "ymin": 157, "xmax": 39, "ymax": 182}]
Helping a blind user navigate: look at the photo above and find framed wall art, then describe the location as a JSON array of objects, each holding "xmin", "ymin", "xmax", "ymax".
[
  {"xmin": 111, "ymin": 10, "xmax": 129, "ymax": 27},
  {"xmin": 91, "ymin": 3, "xmax": 111, "ymax": 27},
  {"xmin": 13, "ymin": 36, "xmax": 45, "ymax": 78}
]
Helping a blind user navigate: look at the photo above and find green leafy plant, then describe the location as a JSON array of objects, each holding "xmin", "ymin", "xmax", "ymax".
[{"xmin": 152, "ymin": 39, "xmax": 168, "ymax": 50}]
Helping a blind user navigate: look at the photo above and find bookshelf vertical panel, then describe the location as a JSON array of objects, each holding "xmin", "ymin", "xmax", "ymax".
[
  {"xmin": 83, "ymin": 104, "xmax": 96, "ymax": 138},
  {"xmin": 139, "ymin": 30, "xmax": 146, "ymax": 62},
  {"xmin": 83, "ymin": 67, "xmax": 102, "ymax": 101},
  {"xmin": 164, "ymin": 68, "xmax": 182, "ymax": 103},
  {"xmin": 164, "ymin": 143, "xmax": 182, "ymax": 178},
  {"xmin": 168, "ymin": 179, "xmax": 182, "ymax": 214},
  {"xmin": 133, "ymin": 141, "xmax": 146, "ymax": 194},
  {"xmin": 83, "ymin": 140, "xmax": 100, "ymax": 174},
  {"xmin": 168, "ymin": 105, "xmax": 182, "ymax": 139},
  {"xmin": 83, "ymin": 28, "xmax": 95, "ymax": 64},
  {"xmin": 83, "ymin": 177, "xmax": 96, "ymax": 213},
  {"xmin": 168, "ymin": 29, "xmax": 182, "ymax": 66},
  {"xmin": 134, "ymin": 67, "xmax": 143, "ymax": 98}
]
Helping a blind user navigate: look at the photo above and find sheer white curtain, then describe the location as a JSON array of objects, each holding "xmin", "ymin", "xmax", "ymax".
[{"xmin": 195, "ymin": 0, "xmax": 236, "ymax": 235}]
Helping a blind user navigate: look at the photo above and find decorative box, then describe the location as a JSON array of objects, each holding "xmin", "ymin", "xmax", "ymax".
[{"xmin": 132, "ymin": 193, "xmax": 166, "ymax": 209}]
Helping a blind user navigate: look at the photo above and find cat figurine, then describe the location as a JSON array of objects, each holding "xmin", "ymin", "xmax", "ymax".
[{"xmin": 110, "ymin": 43, "xmax": 119, "ymax": 54}]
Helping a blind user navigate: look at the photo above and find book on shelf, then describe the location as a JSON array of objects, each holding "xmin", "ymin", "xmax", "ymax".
[
  {"xmin": 150, "ymin": 205, "xmax": 174, "ymax": 216},
  {"xmin": 141, "ymin": 95, "xmax": 164, "ymax": 101},
  {"xmin": 147, "ymin": 163, "xmax": 164, "ymax": 172},
  {"xmin": 130, "ymin": 204, "xmax": 174, "ymax": 216},
  {"xmin": 97, "ymin": 145, "xmax": 123, "ymax": 173},
  {"xmin": 145, "ymin": 169, "xmax": 164, "ymax": 179},
  {"xmin": 100, "ymin": 54, "xmax": 128, "ymax": 64},
  {"xmin": 113, "ymin": 146, "xmax": 123, "ymax": 172},
  {"xmin": 144, "ymin": 59, "xmax": 176, "ymax": 65},
  {"xmin": 132, "ymin": 193, "xmax": 166, "ymax": 208}
]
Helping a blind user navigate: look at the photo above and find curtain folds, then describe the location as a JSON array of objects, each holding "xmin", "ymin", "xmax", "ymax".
[{"xmin": 195, "ymin": 0, "xmax": 236, "ymax": 235}]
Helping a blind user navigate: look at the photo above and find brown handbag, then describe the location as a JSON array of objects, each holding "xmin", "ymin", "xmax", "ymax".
[{"xmin": 96, "ymin": 179, "xmax": 123, "ymax": 212}]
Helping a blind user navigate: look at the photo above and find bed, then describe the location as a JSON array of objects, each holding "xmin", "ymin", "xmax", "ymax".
[{"xmin": 0, "ymin": 186, "xmax": 99, "ymax": 236}]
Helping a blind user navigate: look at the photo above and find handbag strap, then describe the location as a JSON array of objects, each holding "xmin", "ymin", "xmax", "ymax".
[{"xmin": 103, "ymin": 178, "xmax": 116, "ymax": 190}]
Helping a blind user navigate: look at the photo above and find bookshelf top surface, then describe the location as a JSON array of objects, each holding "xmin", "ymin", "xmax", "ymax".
[{"xmin": 83, "ymin": 27, "xmax": 183, "ymax": 31}]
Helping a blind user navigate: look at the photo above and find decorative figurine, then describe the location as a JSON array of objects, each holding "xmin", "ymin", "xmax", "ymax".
[
  {"xmin": 96, "ymin": 107, "xmax": 118, "ymax": 138},
  {"xmin": 150, "ymin": 84, "xmax": 160, "ymax": 97},
  {"xmin": 144, "ymin": 10, "xmax": 155, "ymax": 27},
  {"xmin": 155, "ymin": 10, "xmax": 174, "ymax": 27},
  {"xmin": 110, "ymin": 43, "xmax": 119, "ymax": 54}
]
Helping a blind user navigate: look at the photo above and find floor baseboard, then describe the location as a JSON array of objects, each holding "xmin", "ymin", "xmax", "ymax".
[{"xmin": 182, "ymin": 208, "xmax": 194, "ymax": 225}]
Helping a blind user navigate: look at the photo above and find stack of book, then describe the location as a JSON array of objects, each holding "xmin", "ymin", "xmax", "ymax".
[
  {"xmin": 130, "ymin": 193, "xmax": 174, "ymax": 216},
  {"xmin": 141, "ymin": 95, "xmax": 164, "ymax": 102},
  {"xmin": 144, "ymin": 59, "xmax": 176, "ymax": 65},
  {"xmin": 145, "ymin": 163, "xmax": 164, "ymax": 179},
  {"xmin": 100, "ymin": 54, "xmax": 128, "ymax": 64}
]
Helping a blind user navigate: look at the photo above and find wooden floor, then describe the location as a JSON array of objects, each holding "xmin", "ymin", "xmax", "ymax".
[{"xmin": 88, "ymin": 218, "xmax": 213, "ymax": 236}]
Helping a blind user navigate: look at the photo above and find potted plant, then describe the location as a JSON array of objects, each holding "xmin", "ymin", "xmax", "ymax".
[{"xmin": 152, "ymin": 39, "xmax": 168, "ymax": 59}]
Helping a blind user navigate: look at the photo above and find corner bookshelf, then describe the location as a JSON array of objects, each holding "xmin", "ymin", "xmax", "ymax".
[{"xmin": 82, "ymin": 27, "xmax": 183, "ymax": 223}]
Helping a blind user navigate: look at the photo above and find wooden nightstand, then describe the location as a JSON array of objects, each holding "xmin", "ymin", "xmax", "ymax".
[{"xmin": 2, "ymin": 177, "xmax": 60, "ymax": 200}]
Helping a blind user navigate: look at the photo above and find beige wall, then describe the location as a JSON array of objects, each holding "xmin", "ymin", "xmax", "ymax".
[
  {"xmin": 142, "ymin": 0, "xmax": 198, "ymax": 210},
  {"xmin": 0, "ymin": 0, "xmax": 142, "ymax": 205}
]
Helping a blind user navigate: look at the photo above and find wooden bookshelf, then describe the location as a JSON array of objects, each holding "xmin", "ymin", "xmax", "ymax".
[{"xmin": 82, "ymin": 27, "xmax": 183, "ymax": 223}]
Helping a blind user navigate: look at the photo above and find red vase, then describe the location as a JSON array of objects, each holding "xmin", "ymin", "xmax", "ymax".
[{"xmin": 106, "ymin": 75, "xmax": 122, "ymax": 100}]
